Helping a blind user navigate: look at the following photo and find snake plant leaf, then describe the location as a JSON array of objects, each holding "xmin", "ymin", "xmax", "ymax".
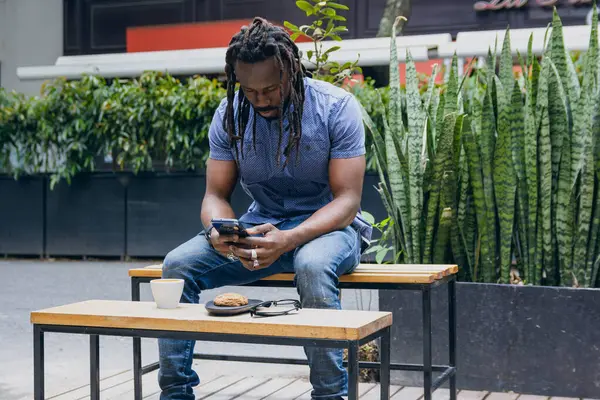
[
  {"xmin": 385, "ymin": 108, "xmax": 411, "ymax": 257},
  {"xmin": 587, "ymin": 174, "xmax": 600, "ymax": 287},
  {"xmin": 572, "ymin": 9, "xmax": 599, "ymax": 185},
  {"xmin": 509, "ymin": 80, "xmax": 529, "ymax": 274},
  {"xmin": 550, "ymin": 8, "xmax": 580, "ymax": 124},
  {"xmin": 535, "ymin": 54, "xmax": 555, "ymax": 285},
  {"xmin": 575, "ymin": 160, "xmax": 595, "ymax": 286},
  {"xmin": 359, "ymin": 100, "xmax": 386, "ymax": 170},
  {"xmin": 464, "ymin": 118, "xmax": 492, "ymax": 282},
  {"xmin": 547, "ymin": 60, "xmax": 567, "ymax": 216},
  {"xmin": 572, "ymin": 79, "xmax": 597, "ymax": 286},
  {"xmin": 596, "ymin": 94, "xmax": 600, "ymax": 182},
  {"xmin": 571, "ymin": 9, "xmax": 599, "ymax": 286},
  {"xmin": 388, "ymin": 16, "xmax": 403, "ymax": 145},
  {"xmin": 464, "ymin": 190, "xmax": 478, "ymax": 281},
  {"xmin": 481, "ymin": 88, "xmax": 499, "ymax": 281},
  {"xmin": 546, "ymin": 59, "xmax": 575, "ymax": 286},
  {"xmin": 444, "ymin": 56, "xmax": 460, "ymax": 116},
  {"xmin": 527, "ymin": 34, "xmax": 534, "ymax": 79},
  {"xmin": 523, "ymin": 48, "xmax": 540, "ymax": 284},
  {"xmin": 425, "ymin": 64, "xmax": 440, "ymax": 113},
  {"xmin": 405, "ymin": 49, "xmax": 427, "ymax": 262},
  {"xmin": 499, "ymin": 27, "xmax": 514, "ymax": 102},
  {"xmin": 434, "ymin": 208, "xmax": 453, "ymax": 264},
  {"xmin": 493, "ymin": 76, "xmax": 517, "ymax": 284},
  {"xmin": 389, "ymin": 127, "xmax": 413, "ymax": 262},
  {"xmin": 589, "ymin": 94, "xmax": 600, "ymax": 285},
  {"xmin": 451, "ymin": 115, "xmax": 470, "ymax": 277},
  {"xmin": 424, "ymin": 112, "xmax": 457, "ymax": 263}
]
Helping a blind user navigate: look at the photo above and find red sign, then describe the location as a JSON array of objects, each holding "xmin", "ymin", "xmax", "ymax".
[{"xmin": 474, "ymin": 0, "xmax": 592, "ymax": 11}]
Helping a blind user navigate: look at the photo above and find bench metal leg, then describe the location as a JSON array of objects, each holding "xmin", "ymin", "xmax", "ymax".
[
  {"xmin": 348, "ymin": 341, "xmax": 359, "ymax": 400},
  {"xmin": 131, "ymin": 277, "xmax": 143, "ymax": 400},
  {"xmin": 34, "ymin": 325, "xmax": 44, "ymax": 400},
  {"xmin": 90, "ymin": 335, "xmax": 100, "ymax": 400},
  {"xmin": 423, "ymin": 286, "xmax": 432, "ymax": 400},
  {"xmin": 448, "ymin": 277, "xmax": 457, "ymax": 400},
  {"xmin": 380, "ymin": 326, "xmax": 391, "ymax": 399}
]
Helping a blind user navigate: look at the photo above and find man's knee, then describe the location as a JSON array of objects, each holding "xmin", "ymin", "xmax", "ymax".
[
  {"xmin": 161, "ymin": 235, "xmax": 213, "ymax": 280},
  {"xmin": 294, "ymin": 253, "xmax": 340, "ymax": 308},
  {"xmin": 294, "ymin": 252, "xmax": 338, "ymax": 284},
  {"xmin": 162, "ymin": 250, "xmax": 191, "ymax": 281}
]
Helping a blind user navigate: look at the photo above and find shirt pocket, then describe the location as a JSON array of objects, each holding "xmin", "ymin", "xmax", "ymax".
[{"xmin": 238, "ymin": 139, "xmax": 272, "ymax": 184}]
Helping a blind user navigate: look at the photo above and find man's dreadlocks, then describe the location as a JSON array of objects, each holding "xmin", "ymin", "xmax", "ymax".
[{"xmin": 224, "ymin": 17, "xmax": 306, "ymax": 167}]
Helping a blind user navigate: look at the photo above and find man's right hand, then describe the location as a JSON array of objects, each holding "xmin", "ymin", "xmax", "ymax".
[{"xmin": 209, "ymin": 227, "xmax": 240, "ymax": 259}]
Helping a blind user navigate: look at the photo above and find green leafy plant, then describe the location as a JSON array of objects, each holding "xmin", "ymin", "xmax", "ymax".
[
  {"xmin": 0, "ymin": 88, "xmax": 15, "ymax": 172},
  {"xmin": 361, "ymin": 211, "xmax": 397, "ymax": 264},
  {"xmin": 0, "ymin": 72, "xmax": 226, "ymax": 187},
  {"xmin": 284, "ymin": 0, "xmax": 361, "ymax": 85}
]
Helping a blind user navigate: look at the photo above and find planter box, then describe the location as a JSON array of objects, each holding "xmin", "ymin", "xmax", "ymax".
[
  {"xmin": 45, "ymin": 173, "xmax": 126, "ymax": 258},
  {"xmin": 126, "ymin": 172, "xmax": 253, "ymax": 258},
  {"xmin": 0, "ymin": 175, "xmax": 45, "ymax": 256},
  {"xmin": 379, "ymin": 282, "xmax": 600, "ymax": 398},
  {"xmin": 3, "ymin": 171, "xmax": 385, "ymax": 258}
]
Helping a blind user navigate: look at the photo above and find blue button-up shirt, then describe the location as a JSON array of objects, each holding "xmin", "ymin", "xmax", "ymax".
[{"xmin": 208, "ymin": 77, "xmax": 372, "ymax": 250}]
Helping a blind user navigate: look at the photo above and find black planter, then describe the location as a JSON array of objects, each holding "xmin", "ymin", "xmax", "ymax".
[
  {"xmin": 379, "ymin": 282, "xmax": 600, "ymax": 398},
  {"xmin": 0, "ymin": 175, "xmax": 45, "ymax": 256},
  {"xmin": 126, "ymin": 172, "xmax": 253, "ymax": 258},
  {"xmin": 45, "ymin": 173, "xmax": 127, "ymax": 258}
]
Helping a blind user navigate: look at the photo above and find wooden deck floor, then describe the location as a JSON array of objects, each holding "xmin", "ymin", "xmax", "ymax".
[{"xmin": 50, "ymin": 367, "xmax": 599, "ymax": 400}]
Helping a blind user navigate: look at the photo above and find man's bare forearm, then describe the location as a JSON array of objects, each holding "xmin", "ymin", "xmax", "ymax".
[{"xmin": 200, "ymin": 194, "xmax": 236, "ymax": 229}]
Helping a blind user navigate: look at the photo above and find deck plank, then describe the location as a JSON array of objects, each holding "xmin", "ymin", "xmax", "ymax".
[
  {"xmin": 550, "ymin": 397, "xmax": 583, "ymax": 400},
  {"xmin": 361, "ymin": 384, "xmax": 403, "ymax": 399},
  {"xmin": 241, "ymin": 378, "xmax": 300, "ymax": 399},
  {"xmin": 487, "ymin": 393, "xmax": 520, "ymax": 400},
  {"xmin": 391, "ymin": 386, "xmax": 424, "ymax": 400},
  {"xmin": 262, "ymin": 378, "xmax": 312, "ymax": 399},
  {"xmin": 202, "ymin": 377, "xmax": 271, "ymax": 399},
  {"xmin": 49, "ymin": 369, "xmax": 132, "ymax": 400},
  {"xmin": 104, "ymin": 371, "xmax": 222, "ymax": 400},
  {"xmin": 104, "ymin": 370, "xmax": 163, "ymax": 400},
  {"xmin": 433, "ymin": 388, "xmax": 451, "ymax": 400},
  {"xmin": 192, "ymin": 375, "xmax": 247, "ymax": 399},
  {"xmin": 517, "ymin": 395, "xmax": 550, "ymax": 400},
  {"xmin": 458, "ymin": 390, "xmax": 489, "ymax": 400}
]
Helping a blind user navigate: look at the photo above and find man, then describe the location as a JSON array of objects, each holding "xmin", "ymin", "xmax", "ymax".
[{"xmin": 158, "ymin": 17, "xmax": 372, "ymax": 400}]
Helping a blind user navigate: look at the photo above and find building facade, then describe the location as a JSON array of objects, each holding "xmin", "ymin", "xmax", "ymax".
[
  {"xmin": 0, "ymin": 0, "xmax": 596, "ymax": 94},
  {"xmin": 0, "ymin": 0, "xmax": 63, "ymax": 95}
]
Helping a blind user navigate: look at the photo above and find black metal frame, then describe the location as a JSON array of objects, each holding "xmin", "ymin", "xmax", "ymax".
[
  {"xmin": 130, "ymin": 273, "xmax": 457, "ymax": 400},
  {"xmin": 33, "ymin": 323, "xmax": 391, "ymax": 400}
]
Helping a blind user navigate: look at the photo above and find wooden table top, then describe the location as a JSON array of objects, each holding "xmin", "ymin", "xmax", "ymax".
[{"xmin": 31, "ymin": 300, "xmax": 392, "ymax": 341}]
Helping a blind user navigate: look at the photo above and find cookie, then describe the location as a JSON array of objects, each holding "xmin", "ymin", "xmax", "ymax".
[{"xmin": 213, "ymin": 293, "xmax": 249, "ymax": 307}]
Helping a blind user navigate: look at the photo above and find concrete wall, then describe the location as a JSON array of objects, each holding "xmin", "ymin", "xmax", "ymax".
[{"xmin": 0, "ymin": 0, "xmax": 63, "ymax": 96}]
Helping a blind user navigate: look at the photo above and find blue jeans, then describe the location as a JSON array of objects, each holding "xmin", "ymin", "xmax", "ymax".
[{"xmin": 157, "ymin": 218, "xmax": 362, "ymax": 400}]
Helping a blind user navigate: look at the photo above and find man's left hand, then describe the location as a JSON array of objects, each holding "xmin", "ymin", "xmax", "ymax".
[{"xmin": 229, "ymin": 223, "xmax": 294, "ymax": 271}]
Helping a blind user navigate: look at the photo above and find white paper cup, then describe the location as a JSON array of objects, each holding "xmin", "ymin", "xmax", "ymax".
[{"xmin": 150, "ymin": 278, "xmax": 184, "ymax": 309}]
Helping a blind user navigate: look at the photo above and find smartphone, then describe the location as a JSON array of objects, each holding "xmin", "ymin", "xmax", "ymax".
[{"xmin": 211, "ymin": 218, "xmax": 249, "ymax": 237}]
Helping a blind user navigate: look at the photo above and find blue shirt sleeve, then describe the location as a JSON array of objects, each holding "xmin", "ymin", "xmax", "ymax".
[
  {"xmin": 208, "ymin": 100, "xmax": 235, "ymax": 161},
  {"xmin": 329, "ymin": 94, "xmax": 366, "ymax": 159}
]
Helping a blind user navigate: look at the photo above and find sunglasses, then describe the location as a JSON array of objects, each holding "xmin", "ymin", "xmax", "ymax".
[{"xmin": 249, "ymin": 299, "xmax": 302, "ymax": 317}]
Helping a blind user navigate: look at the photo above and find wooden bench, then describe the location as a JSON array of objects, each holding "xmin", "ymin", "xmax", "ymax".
[
  {"xmin": 129, "ymin": 263, "xmax": 459, "ymax": 400},
  {"xmin": 31, "ymin": 299, "xmax": 392, "ymax": 400}
]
